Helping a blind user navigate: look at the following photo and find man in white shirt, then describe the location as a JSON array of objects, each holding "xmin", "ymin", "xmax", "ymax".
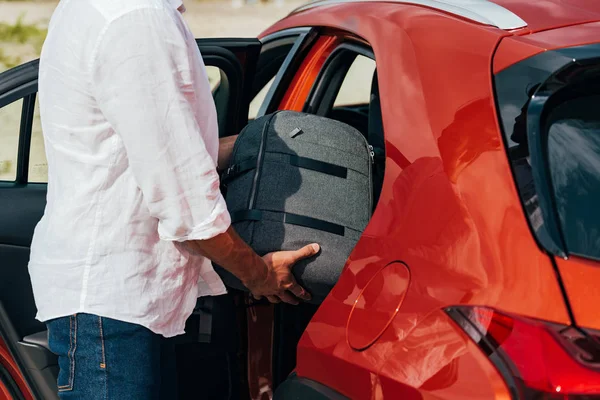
[{"xmin": 29, "ymin": 0, "xmax": 318, "ymax": 397}]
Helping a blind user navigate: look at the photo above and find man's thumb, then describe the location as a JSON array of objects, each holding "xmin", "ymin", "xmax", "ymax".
[{"xmin": 289, "ymin": 243, "xmax": 320, "ymax": 263}]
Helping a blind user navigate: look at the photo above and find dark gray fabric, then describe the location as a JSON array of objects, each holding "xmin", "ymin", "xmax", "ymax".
[{"xmin": 216, "ymin": 111, "xmax": 372, "ymax": 303}]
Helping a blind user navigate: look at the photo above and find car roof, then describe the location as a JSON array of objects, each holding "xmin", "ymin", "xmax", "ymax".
[
  {"xmin": 291, "ymin": 0, "xmax": 527, "ymax": 30},
  {"xmin": 289, "ymin": 0, "xmax": 600, "ymax": 33}
]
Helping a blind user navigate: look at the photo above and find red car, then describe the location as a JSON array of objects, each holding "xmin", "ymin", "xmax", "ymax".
[{"xmin": 2, "ymin": 0, "xmax": 600, "ymax": 398}]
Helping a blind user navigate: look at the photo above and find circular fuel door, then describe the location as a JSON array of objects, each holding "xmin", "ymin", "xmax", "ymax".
[{"xmin": 346, "ymin": 261, "xmax": 410, "ymax": 350}]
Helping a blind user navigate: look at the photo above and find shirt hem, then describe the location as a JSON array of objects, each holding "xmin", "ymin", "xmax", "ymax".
[
  {"xmin": 36, "ymin": 287, "xmax": 231, "ymax": 338},
  {"xmin": 36, "ymin": 309, "xmax": 187, "ymax": 338}
]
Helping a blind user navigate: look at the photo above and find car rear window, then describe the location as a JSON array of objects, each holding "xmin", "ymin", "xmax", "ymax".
[
  {"xmin": 547, "ymin": 95, "xmax": 600, "ymax": 259},
  {"xmin": 494, "ymin": 43, "xmax": 600, "ymax": 259}
]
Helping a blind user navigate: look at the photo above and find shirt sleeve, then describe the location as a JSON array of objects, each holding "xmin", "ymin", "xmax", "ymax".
[{"xmin": 90, "ymin": 7, "xmax": 230, "ymax": 242}]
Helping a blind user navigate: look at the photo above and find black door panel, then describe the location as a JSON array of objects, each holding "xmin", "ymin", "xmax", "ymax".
[
  {"xmin": 0, "ymin": 184, "xmax": 46, "ymax": 246},
  {"xmin": 0, "ymin": 184, "xmax": 47, "ymax": 338},
  {"xmin": 0, "ymin": 244, "xmax": 44, "ymax": 338}
]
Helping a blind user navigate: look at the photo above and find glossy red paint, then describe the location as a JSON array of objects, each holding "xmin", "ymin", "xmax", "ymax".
[
  {"xmin": 492, "ymin": 37, "xmax": 544, "ymax": 75},
  {"xmin": 278, "ymin": 35, "xmax": 339, "ymax": 111},
  {"xmin": 264, "ymin": 2, "xmax": 587, "ymax": 398},
  {"xmin": 377, "ymin": 310, "xmax": 512, "ymax": 399},
  {"xmin": 556, "ymin": 256, "xmax": 600, "ymax": 332},
  {"xmin": 0, "ymin": 384, "xmax": 11, "ymax": 400},
  {"xmin": 346, "ymin": 261, "xmax": 410, "ymax": 351},
  {"xmin": 491, "ymin": 21, "xmax": 600, "ymax": 334},
  {"xmin": 493, "ymin": 21, "xmax": 600, "ymax": 73},
  {"xmin": 0, "ymin": 339, "xmax": 32, "ymax": 400},
  {"xmin": 490, "ymin": 0, "xmax": 600, "ymax": 34}
]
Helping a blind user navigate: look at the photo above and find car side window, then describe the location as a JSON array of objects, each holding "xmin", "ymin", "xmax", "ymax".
[
  {"xmin": 248, "ymin": 31, "xmax": 306, "ymax": 120},
  {"xmin": 249, "ymin": 76, "xmax": 275, "ymax": 120},
  {"xmin": 305, "ymin": 45, "xmax": 379, "ymax": 140},
  {"xmin": 334, "ymin": 55, "xmax": 377, "ymax": 108},
  {"xmin": 29, "ymin": 97, "xmax": 47, "ymax": 183},
  {"xmin": 207, "ymin": 65, "xmax": 222, "ymax": 92},
  {"xmin": 0, "ymin": 99, "xmax": 22, "ymax": 181},
  {"xmin": 547, "ymin": 94, "xmax": 600, "ymax": 259}
]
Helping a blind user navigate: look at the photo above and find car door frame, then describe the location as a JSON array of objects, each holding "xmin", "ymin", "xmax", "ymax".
[{"xmin": 0, "ymin": 60, "xmax": 44, "ymax": 400}]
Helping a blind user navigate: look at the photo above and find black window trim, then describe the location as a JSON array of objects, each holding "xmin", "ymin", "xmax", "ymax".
[
  {"xmin": 249, "ymin": 27, "xmax": 313, "ymax": 120},
  {"xmin": 256, "ymin": 27, "xmax": 318, "ymax": 118},
  {"xmin": 18, "ymin": 93, "xmax": 36, "ymax": 183},
  {"xmin": 252, "ymin": 30, "xmax": 302, "ymax": 95},
  {"xmin": 0, "ymin": 61, "xmax": 38, "ymax": 185}
]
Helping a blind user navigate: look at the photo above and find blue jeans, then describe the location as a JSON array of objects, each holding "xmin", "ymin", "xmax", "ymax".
[{"xmin": 47, "ymin": 313, "xmax": 177, "ymax": 399}]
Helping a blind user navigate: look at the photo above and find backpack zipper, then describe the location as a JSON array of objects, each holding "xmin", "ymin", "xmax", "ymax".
[{"xmin": 248, "ymin": 112, "xmax": 278, "ymax": 210}]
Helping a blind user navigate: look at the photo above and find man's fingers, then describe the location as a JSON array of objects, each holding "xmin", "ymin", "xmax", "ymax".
[
  {"xmin": 287, "ymin": 243, "xmax": 320, "ymax": 264},
  {"xmin": 278, "ymin": 291, "xmax": 300, "ymax": 305},
  {"xmin": 287, "ymin": 281, "xmax": 311, "ymax": 302}
]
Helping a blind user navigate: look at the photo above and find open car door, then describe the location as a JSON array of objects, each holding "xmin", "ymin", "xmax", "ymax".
[{"xmin": 0, "ymin": 38, "xmax": 261, "ymax": 400}]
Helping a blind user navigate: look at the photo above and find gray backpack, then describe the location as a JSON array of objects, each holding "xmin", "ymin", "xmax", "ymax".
[{"xmin": 215, "ymin": 111, "xmax": 373, "ymax": 303}]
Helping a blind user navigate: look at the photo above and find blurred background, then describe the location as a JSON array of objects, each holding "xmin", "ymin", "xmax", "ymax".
[
  {"xmin": 0, "ymin": 0, "xmax": 306, "ymax": 180},
  {"xmin": 0, "ymin": 0, "xmax": 304, "ymax": 72},
  {"xmin": 0, "ymin": 0, "xmax": 370, "ymax": 182}
]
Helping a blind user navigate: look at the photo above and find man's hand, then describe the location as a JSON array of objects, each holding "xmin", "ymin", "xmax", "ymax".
[
  {"xmin": 245, "ymin": 244, "xmax": 320, "ymax": 304},
  {"xmin": 183, "ymin": 227, "xmax": 319, "ymax": 305}
]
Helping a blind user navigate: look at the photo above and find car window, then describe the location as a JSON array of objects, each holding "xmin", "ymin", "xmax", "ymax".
[
  {"xmin": 248, "ymin": 33, "xmax": 302, "ymax": 120},
  {"xmin": 249, "ymin": 76, "xmax": 275, "ymax": 120},
  {"xmin": 29, "ymin": 97, "xmax": 47, "ymax": 183},
  {"xmin": 306, "ymin": 48, "xmax": 379, "ymax": 138},
  {"xmin": 207, "ymin": 65, "xmax": 222, "ymax": 92},
  {"xmin": 0, "ymin": 99, "xmax": 23, "ymax": 181},
  {"xmin": 547, "ymin": 94, "xmax": 600, "ymax": 259},
  {"xmin": 334, "ymin": 55, "xmax": 376, "ymax": 107}
]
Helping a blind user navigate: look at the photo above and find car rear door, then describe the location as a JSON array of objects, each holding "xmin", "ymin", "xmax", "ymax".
[{"xmin": 0, "ymin": 38, "xmax": 260, "ymax": 400}]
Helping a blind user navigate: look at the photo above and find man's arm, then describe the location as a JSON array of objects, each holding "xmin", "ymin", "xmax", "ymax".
[
  {"xmin": 91, "ymin": 8, "xmax": 314, "ymax": 304},
  {"xmin": 218, "ymin": 135, "xmax": 238, "ymax": 172},
  {"xmin": 183, "ymin": 227, "xmax": 316, "ymax": 304}
]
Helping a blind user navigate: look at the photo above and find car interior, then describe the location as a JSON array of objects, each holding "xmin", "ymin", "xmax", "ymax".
[{"xmin": 0, "ymin": 32, "xmax": 385, "ymax": 399}]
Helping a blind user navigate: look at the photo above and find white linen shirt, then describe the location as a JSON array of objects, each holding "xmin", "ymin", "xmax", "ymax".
[{"xmin": 29, "ymin": 0, "xmax": 230, "ymax": 337}]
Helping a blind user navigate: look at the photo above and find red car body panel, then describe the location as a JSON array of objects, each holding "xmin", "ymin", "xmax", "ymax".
[
  {"xmin": 0, "ymin": 338, "xmax": 33, "ymax": 400},
  {"xmin": 557, "ymin": 256, "xmax": 600, "ymax": 333},
  {"xmin": 493, "ymin": 21, "xmax": 600, "ymax": 73},
  {"xmin": 279, "ymin": 35, "xmax": 341, "ymax": 111},
  {"xmin": 490, "ymin": 0, "xmax": 600, "ymax": 34},
  {"xmin": 263, "ymin": 2, "xmax": 600, "ymax": 398}
]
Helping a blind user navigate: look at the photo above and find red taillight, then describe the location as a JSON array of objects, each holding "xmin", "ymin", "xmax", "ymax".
[{"xmin": 446, "ymin": 306, "xmax": 600, "ymax": 399}]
